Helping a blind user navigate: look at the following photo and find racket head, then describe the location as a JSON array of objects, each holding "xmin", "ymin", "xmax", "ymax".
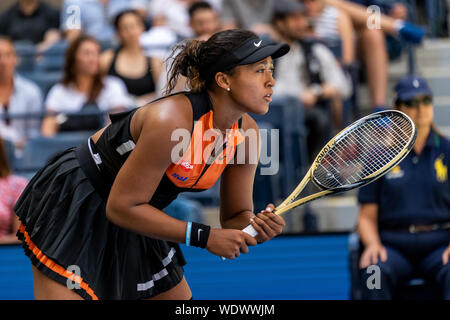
[{"xmin": 310, "ymin": 110, "xmax": 417, "ymax": 192}]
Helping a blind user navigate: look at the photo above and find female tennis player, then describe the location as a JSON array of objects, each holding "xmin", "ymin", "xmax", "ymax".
[{"xmin": 14, "ymin": 29, "xmax": 289, "ymax": 300}]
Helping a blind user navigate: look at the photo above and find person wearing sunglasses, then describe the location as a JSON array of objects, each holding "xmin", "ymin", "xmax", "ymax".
[{"xmin": 356, "ymin": 75, "xmax": 450, "ymax": 299}]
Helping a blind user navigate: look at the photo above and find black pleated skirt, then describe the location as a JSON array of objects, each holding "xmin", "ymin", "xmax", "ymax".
[{"xmin": 14, "ymin": 146, "xmax": 186, "ymax": 300}]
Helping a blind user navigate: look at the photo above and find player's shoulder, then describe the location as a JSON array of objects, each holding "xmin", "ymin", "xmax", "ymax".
[{"xmin": 138, "ymin": 93, "xmax": 192, "ymax": 132}]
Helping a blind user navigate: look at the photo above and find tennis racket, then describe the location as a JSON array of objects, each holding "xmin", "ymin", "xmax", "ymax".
[{"xmin": 242, "ymin": 109, "xmax": 417, "ymax": 237}]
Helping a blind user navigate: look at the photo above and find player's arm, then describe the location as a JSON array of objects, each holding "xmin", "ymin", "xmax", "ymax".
[
  {"xmin": 106, "ymin": 95, "xmax": 192, "ymax": 243},
  {"xmin": 219, "ymin": 114, "xmax": 285, "ymax": 243}
]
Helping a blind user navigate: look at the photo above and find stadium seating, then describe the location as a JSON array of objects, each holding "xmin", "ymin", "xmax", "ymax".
[
  {"xmin": 405, "ymin": 0, "xmax": 449, "ymax": 37},
  {"xmin": 24, "ymin": 71, "xmax": 62, "ymax": 98},
  {"xmin": 35, "ymin": 40, "xmax": 68, "ymax": 72},
  {"xmin": 15, "ymin": 133, "xmax": 92, "ymax": 174},
  {"xmin": 13, "ymin": 41, "xmax": 36, "ymax": 75},
  {"xmin": 2, "ymin": 139, "xmax": 16, "ymax": 170}
]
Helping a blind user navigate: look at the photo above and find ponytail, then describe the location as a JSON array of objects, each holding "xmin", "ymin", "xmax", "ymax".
[
  {"xmin": 164, "ymin": 29, "xmax": 258, "ymax": 96},
  {"xmin": 164, "ymin": 40, "xmax": 206, "ymax": 95}
]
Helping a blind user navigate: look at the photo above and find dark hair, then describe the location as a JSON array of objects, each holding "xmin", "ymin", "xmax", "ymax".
[
  {"xmin": 113, "ymin": 9, "xmax": 145, "ymax": 30},
  {"xmin": 0, "ymin": 35, "xmax": 14, "ymax": 45},
  {"xmin": 62, "ymin": 35, "xmax": 104, "ymax": 103},
  {"xmin": 188, "ymin": 1, "xmax": 213, "ymax": 18},
  {"xmin": 0, "ymin": 138, "xmax": 11, "ymax": 178},
  {"xmin": 164, "ymin": 29, "xmax": 257, "ymax": 95}
]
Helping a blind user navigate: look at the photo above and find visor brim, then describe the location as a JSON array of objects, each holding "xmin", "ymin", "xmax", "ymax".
[{"xmin": 237, "ymin": 43, "xmax": 290, "ymax": 66}]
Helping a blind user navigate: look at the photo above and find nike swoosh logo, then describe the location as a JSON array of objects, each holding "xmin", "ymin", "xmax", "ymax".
[
  {"xmin": 198, "ymin": 228, "xmax": 203, "ymax": 241},
  {"xmin": 253, "ymin": 40, "xmax": 262, "ymax": 47}
]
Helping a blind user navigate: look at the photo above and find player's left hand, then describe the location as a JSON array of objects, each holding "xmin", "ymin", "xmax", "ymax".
[
  {"xmin": 249, "ymin": 204, "xmax": 285, "ymax": 243},
  {"xmin": 442, "ymin": 244, "xmax": 450, "ymax": 265}
]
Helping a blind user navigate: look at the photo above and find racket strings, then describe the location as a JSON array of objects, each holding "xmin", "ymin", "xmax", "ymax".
[
  {"xmin": 313, "ymin": 114, "xmax": 413, "ymax": 188},
  {"xmin": 336, "ymin": 117, "xmax": 411, "ymax": 179}
]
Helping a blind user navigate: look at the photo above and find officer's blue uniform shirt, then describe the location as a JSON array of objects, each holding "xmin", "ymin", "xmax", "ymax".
[{"xmin": 358, "ymin": 129, "xmax": 450, "ymax": 229}]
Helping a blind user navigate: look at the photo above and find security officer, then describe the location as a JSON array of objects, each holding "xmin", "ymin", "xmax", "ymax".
[{"xmin": 357, "ymin": 75, "xmax": 450, "ymax": 299}]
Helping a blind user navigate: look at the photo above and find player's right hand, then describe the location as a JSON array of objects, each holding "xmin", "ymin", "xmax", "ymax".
[
  {"xmin": 206, "ymin": 228, "xmax": 257, "ymax": 259},
  {"xmin": 359, "ymin": 242, "xmax": 388, "ymax": 269}
]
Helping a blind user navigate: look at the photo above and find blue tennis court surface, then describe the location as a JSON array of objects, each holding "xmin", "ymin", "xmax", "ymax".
[{"xmin": 183, "ymin": 234, "xmax": 350, "ymax": 300}]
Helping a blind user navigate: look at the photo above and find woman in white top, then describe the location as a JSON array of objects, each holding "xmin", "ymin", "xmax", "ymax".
[
  {"xmin": 302, "ymin": 0, "xmax": 355, "ymax": 66},
  {"xmin": 0, "ymin": 37, "xmax": 43, "ymax": 148},
  {"xmin": 41, "ymin": 35, "xmax": 132, "ymax": 136}
]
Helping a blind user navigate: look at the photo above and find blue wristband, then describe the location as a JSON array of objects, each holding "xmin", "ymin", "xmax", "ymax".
[{"xmin": 185, "ymin": 221, "xmax": 192, "ymax": 246}]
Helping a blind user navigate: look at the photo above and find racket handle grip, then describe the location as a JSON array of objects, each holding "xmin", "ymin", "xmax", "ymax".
[
  {"xmin": 221, "ymin": 224, "xmax": 259, "ymax": 260},
  {"xmin": 242, "ymin": 224, "xmax": 258, "ymax": 237}
]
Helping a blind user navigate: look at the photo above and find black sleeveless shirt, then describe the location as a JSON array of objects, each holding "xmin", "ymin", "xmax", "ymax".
[
  {"xmin": 94, "ymin": 91, "xmax": 244, "ymax": 210},
  {"xmin": 108, "ymin": 48, "xmax": 156, "ymax": 96}
]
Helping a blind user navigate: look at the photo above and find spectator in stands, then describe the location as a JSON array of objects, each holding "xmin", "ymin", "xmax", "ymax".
[
  {"xmin": 0, "ymin": 37, "xmax": 43, "ymax": 149},
  {"xmin": 107, "ymin": 0, "xmax": 149, "ymax": 26},
  {"xmin": 350, "ymin": 0, "xmax": 407, "ymax": 20},
  {"xmin": 325, "ymin": 0, "xmax": 424, "ymax": 44},
  {"xmin": 301, "ymin": 0, "xmax": 355, "ymax": 66},
  {"xmin": 220, "ymin": 0, "xmax": 277, "ymax": 36},
  {"xmin": 41, "ymin": 35, "xmax": 132, "ymax": 137},
  {"xmin": 321, "ymin": 0, "xmax": 424, "ymax": 111},
  {"xmin": 346, "ymin": 0, "xmax": 408, "ymax": 60},
  {"xmin": 357, "ymin": 75, "xmax": 450, "ymax": 299},
  {"xmin": 189, "ymin": 1, "xmax": 221, "ymax": 40},
  {"xmin": 0, "ymin": 138, "xmax": 28, "ymax": 244},
  {"xmin": 148, "ymin": 0, "xmax": 200, "ymax": 39},
  {"xmin": 61, "ymin": 0, "xmax": 116, "ymax": 45},
  {"xmin": 0, "ymin": 0, "xmax": 61, "ymax": 53},
  {"xmin": 100, "ymin": 10, "xmax": 163, "ymax": 105},
  {"xmin": 271, "ymin": 0, "xmax": 351, "ymax": 158}
]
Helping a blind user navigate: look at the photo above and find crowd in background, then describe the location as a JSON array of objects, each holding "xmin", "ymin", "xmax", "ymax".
[
  {"xmin": 0, "ymin": 0, "xmax": 439, "ymax": 238},
  {"xmin": 0, "ymin": 0, "xmax": 436, "ymax": 143},
  {"xmin": 0, "ymin": 0, "xmax": 449, "ymax": 300},
  {"xmin": 0, "ymin": 1, "xmax": 438, "ymax": 223},
  {"xmin": 0, "ymin": 0, "xmax": 435, "ymax": 156}
]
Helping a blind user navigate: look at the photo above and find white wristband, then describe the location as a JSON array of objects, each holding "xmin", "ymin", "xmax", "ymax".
[{"xmin": 242, "ymin": 224, "xmax": 258, "ymax": 237}]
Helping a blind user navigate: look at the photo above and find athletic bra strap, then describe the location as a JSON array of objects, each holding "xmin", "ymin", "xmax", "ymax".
[{"xmin": 108, "ymin": 48, "xmax": 121, "ymax": 76}]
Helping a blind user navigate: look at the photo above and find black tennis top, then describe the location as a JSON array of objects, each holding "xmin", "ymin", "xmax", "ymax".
[{"xmin": 94, "ymin": 91, "xmax": 244, "ymax": 209}]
